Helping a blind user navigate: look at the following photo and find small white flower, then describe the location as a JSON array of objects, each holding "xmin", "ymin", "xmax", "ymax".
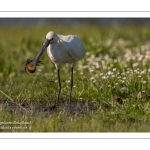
[
  {"xmin": 133, "ymin": 63, "xmax": 139, "ymax": 68},
  {"xmin": 137, "ymin": 55, "xmax": 143, "ymax": 61},
  {"xmin": 102, "ymin": 76, "xmax": 107, "ymax": 79},
  {"xmin": 118, "ymin": 76, "xmax": 122, "ymax": 79},
  {"xmin": 37, "ymin": 69, "xmax": 42, "ymax": 72},
  {"xmin": 112, "ymin": 68, "xmax": 117, "ymax": 72},
  {"xmin": 142, "ymin": 81, "xmax": 147, "ymax": 84},
  {"xmin": 90, "ymin": 77, "xmax": 95, "ymax": 80},
  {"xmin": 141, "ymin": 70, "xmax": 146, "ymax": 74},
  {"xmin": 121, "ymin": 72, "xmax": 125, "ymax": 75},
  {"xmin": 120, "ymin": 87, "xmax": 127, "ymax": 91},
  {"xmin": 93, "ymin": 80, "xmax": 96, "ymax": 83},
  {"xmin": 86, "ymin": 52, "xmax": 90, "ymax": 56},
  {"xmin": 111, "ymin": 75, "xmax": 116, "ymax": 78},
  {"xmin": 107, "ymin": 71, "xmax": 113, "ymax": 75},
  {"xmin": 134, "ymin": 69, "xmax": 140, "ymax": 74},
  {"xmin": 122, "ymin": 77, "xmax": 126, "ymax": 80},
  {"xmin": 89, "ymin": 69, "xmax": 94, "ymax": 73}
]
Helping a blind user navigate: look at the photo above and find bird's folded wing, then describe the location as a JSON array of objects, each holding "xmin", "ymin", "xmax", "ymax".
[{"xmin": 68, "ymin": 52, "xmax": 79, "ymax": 61}]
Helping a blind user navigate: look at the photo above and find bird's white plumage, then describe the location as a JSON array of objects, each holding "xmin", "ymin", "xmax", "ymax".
[{"xmin": 46, "ymin": 31, "xmax": 85, "ymax": 69}]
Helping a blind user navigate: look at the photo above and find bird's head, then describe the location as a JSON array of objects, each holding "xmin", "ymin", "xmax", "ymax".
[{"xmin": 46, "ymin": 31, "xmax": 56, "ymax": 44}]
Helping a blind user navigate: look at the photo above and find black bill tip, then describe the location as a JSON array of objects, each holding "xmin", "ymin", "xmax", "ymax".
[{"xmin": 25, "ymin": 59, "xmax": 43, "ymax": 74}]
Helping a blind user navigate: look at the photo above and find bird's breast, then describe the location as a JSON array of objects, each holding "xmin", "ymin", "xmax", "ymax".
[
  {"xmin": 47, "ymin": 46, "xmax": 59, "ymax": 63},
  {"xmin": 47, "ymin": 45, "xmax": 76, "ymax": 64}
]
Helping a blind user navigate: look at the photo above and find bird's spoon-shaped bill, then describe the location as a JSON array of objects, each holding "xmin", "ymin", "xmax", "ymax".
[{"xmin": 25, "ymin": 39, "xmax": 50, "ymax": 73}]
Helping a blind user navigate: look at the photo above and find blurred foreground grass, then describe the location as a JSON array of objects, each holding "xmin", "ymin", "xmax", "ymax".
[{"xmin": 1, "ymin": 24, "xmax": 150, "ymax": 132}]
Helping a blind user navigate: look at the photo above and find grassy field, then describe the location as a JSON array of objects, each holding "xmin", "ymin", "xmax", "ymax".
[{"xmin": 0, "ymin": 24, "xmax": 150, "ymax": 132}]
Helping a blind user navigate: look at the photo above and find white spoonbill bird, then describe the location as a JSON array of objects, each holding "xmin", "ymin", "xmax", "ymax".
[{"xmin": 25, "ymin": 31, "xmax": 85, "ymax": 106}]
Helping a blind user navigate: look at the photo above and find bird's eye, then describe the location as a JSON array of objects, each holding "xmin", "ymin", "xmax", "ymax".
[{"xmin": 49, "ymin": 38, "xmax": 54, "ymax": 44}]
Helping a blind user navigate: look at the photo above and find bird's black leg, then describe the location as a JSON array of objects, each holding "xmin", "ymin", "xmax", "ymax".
[
  {"xmin": 55, "ymin": 69, "xmax": 61, "ymax": 106},
  {"xmin": 69, "ymin": 67, "xmax": 73, "ymax": 104}
]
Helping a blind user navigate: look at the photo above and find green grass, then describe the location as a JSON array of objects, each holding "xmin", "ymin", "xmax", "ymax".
[{"xmin": 1, "ymin": 24, "xmax": 150, "ymax": 132}]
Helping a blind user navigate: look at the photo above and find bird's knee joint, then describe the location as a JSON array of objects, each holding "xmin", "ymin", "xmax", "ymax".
[
  {"xmin": 58, "ymin": 85, "xmax": 61, "ymax": 92},
  {"xmin": 70, "ymin": 81, "xmax": 73, "ymax": 87}
]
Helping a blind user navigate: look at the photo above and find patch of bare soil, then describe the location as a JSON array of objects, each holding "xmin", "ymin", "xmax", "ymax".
[{"xmin": 0, "ymin": 99, "xmax": 100, "ymax": 115}]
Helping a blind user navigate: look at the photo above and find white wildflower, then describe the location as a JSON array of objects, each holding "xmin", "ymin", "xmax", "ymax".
[
  {"xmin": 142, "ymin": 81, "xmax": 147, "ymax": 84},
  {"xmin": 90, "ymin": 77, "xmax": 95, "ymax": 80},
  {"xmin": 122, "ymin": 77, "xmax": 126, "ymax": 80},
  {"xmin": 102, "ymin": 76, "xmax": 107, "ymax": 79},
  {"xmin": 108, "ymin": 85, "xmax": 111, "ymax": 88},
  {"xmin": 107, "ymin": 71, "xmax": 113, "ymax": 75},
  {"xmin": 120, "ymin": 87, "xmax": 127, "ymax": 91},
  {"xmin": 133, "ymin": 62, "xmax": 139, "ymax": 68},
  {"xmin": 111, "ymin": 75, "xmax": 116, "ymax": 78},
  {"xmin": 141, "ymin": 70, "xmax": 146, "ymax": 74},
  {"xmin": 89, "ymin": 69, "xmax": 94, "ymax": 73},
  {"xmin": 112, "ymin": 68, "xmax": 117, "ymax": 72}
]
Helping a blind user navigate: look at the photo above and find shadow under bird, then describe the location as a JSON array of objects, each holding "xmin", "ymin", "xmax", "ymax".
[{"xmin": 25, "ymin": 31, "xmax": 85, "ymax": 106}]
